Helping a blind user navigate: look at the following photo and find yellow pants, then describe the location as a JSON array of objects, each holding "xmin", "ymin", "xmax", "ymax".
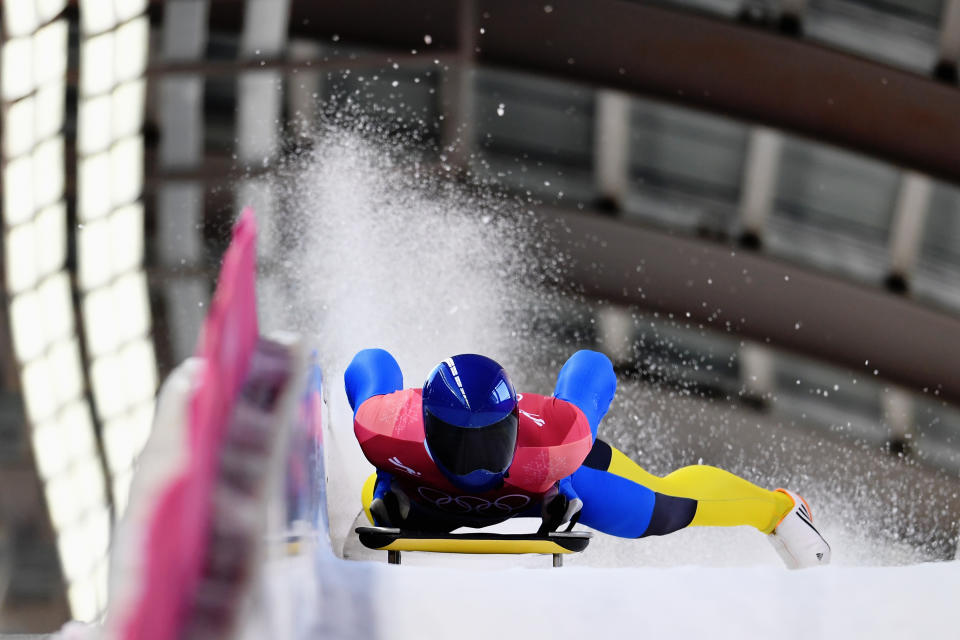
[{"xmin": 604, "ymin": 445, "xmax": 793, "ymax": 534}]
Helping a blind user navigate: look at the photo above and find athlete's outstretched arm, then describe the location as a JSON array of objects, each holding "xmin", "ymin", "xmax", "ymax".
[
  {"xmin": 553, "ymin": 349, "xmax": 617, "ymax": 441},
  {"xmin": 344, "ymin": 348, "xmax": 403, "ymax": 414}
]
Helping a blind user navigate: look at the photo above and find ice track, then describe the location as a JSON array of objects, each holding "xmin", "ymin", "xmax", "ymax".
[
  {"xmin": 255, "ymin": 550, "xmax": 960, "ymax": 639},
  {"xmin": 99, "ymin": 208, "xmax": 958, "ymax": 640},
  {"xmin": 246, "ymin": 375, "xmax": 960, "ymax": 640}
]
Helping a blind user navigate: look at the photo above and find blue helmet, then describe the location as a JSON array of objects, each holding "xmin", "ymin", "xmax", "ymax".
[{"xmin": 422, "ymin": 354, "xmax": 519, "ymax": 492}]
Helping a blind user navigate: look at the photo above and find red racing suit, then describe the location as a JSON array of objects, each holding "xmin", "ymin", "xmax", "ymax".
[{"xmin": 355, "ymin": 388, "xmax": 592, "ymax": 528}]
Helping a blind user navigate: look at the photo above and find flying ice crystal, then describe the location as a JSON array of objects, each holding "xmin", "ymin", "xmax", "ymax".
[{"xmin": 496, "ymin": 103, "xmax": 505, "ymax": 117}]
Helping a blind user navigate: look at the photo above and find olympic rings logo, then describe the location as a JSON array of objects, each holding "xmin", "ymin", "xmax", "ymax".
[{"xmin": 416, "ymin": 486, "xmax": 531, "ymax": 514}]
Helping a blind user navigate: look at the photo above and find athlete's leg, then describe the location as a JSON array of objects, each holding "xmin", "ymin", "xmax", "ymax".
[
  {"xmin": 581, "ymin": 439, "xmax": 793, "ymax": 535},
  {"xmin": 571, "ymin": 465, "xmax": 697, "ymax": 538},
  {"xmin": 654, "ymin": 465, "xmax": 792, "ymax": 533},
  {"xmin": 553, "ymin": 350, "xmax": 617, "ymax": 441}
]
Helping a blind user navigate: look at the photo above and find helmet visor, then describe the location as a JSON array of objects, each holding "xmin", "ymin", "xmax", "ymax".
[{"xmin": 424, "ymin": 410, "xmax": 518, "ymax": 477}]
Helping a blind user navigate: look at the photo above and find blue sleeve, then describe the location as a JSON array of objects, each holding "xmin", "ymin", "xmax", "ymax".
[
  {"xmin": 344, "ymin": 349, "xmax": 404, "ymax": 415},
  {"xmin": 571, "ymin": 466, "xmax": 655, "ymax": 538},
  {"xmin": 552, "ymin": 349, "xmax": 616, "ymax": 441},
  {"xmin": 373, "ymin": 469, "xmax": 394, "ymax": 500},
  {"xmin": 558, "ymin": 475, "xmax": 579, "ymax": 502}
]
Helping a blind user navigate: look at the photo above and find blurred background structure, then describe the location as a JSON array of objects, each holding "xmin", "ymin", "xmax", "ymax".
[{"xmin": 4, "ymin": 0, "xmax": 960, "ymax": 631}]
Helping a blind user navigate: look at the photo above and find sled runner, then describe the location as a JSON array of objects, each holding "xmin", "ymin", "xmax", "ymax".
[{"xmin": 355, "ymin": 526, "xmax": 591, "ymax": 567}]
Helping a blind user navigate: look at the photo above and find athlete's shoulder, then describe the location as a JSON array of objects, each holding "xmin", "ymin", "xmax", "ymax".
[
  {"xmin": 354, "ymin": 388, "xmax": 446, "ymax": 482},
  {"xmin": 517, "ymin": 393, "xmax": 591, "ymax": 447},
  {"xmin": 509, "ymin": 393, "xmax": 592, "ymax": 493},
  {"xmin": 354, "ymin": 388, "xmax": 424, "ymax": 442}
]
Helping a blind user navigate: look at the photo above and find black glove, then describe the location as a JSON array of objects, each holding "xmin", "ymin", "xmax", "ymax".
[
  {"xmin": 370, "ymin": 476, "xmax": 410, "ymax": 527},
  {"xmin": 538, "ymin": 478, "xmax": 583, "ymax": 534}
]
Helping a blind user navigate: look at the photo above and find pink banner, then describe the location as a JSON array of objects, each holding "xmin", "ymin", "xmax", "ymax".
[{"xmin": 120, "ymin": 208, "xmax": 259, "ymax": 640}]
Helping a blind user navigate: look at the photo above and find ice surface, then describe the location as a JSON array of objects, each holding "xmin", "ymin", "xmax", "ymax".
[
  {"xmin": 372, "ymin": 560, "xmax": 960, "ymax": 639},
  {"xmin": 258, "ymin": 524, "xmax": 960, "ymax": 640}
]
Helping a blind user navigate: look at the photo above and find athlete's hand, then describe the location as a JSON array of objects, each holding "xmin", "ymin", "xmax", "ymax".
[
  {"xmin": 539, "ymin": 478, "xmax": 583, "ymax": 533},
  {"xmin": 370, "ymin": 477, "xmax": 411, "ymax": 527}
]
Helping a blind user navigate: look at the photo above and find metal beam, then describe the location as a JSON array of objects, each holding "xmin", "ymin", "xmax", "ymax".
[
  {"xmin": 596, "ymin": 305, "xmax": 635, "ymax": 365},
  {"xmin": 281, "ymin": 0, "xmax": 960, "ymax": 187},
  {"xmin": 881, "ymin": 386, "xmax": 915, "ymax": 454},
  {"xmin": 738, "ymin": 127, "xmax": 783, "ymax": 243},
  {"xmin": 287, "ymin": 39, "xmax": 324, "ymax": 138},
  {"xmin": 593, "ymin": 90, "xmax": 630, "ymax": 209},
  {"xmin": 439, "ymin": 0, "xmax": 476, "ymax": 168},
  {"xmin": 779, "ymin": 0, "xmax": 808, "ymax": 32},
  {"xmin": 236, "ymin": 0, "xmax": 291, "ymax": 261},
  {"xmin": 740, "ymin": 343, "xmax": 775, "ymax": 405},
  {"xmin": 157, "ymin": 0, "xmax": 211, "ymax": 365},
  {"xmin": 937, "ymin": 0, "xmax": 960, "ymax": 78},
  {"xmin": 887, "ymin": 171, "xmax": 933, "ymax": 288},
  {"xmin": 540, "ymin": 205, "xmax": 960, "ymax": 406},
  {"xmin": 476, "ymin": 0, "xmax": 960, "ymax": 185}
]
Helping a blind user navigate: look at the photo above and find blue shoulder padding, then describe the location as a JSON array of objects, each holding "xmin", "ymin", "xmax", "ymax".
[
  {"xmin": 553, "ymin": 349, "xmax": 617, "ymax": 441},
  {"xmin": 344, "ymin": 348, "xmax": 404, "ymax": 414}
]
